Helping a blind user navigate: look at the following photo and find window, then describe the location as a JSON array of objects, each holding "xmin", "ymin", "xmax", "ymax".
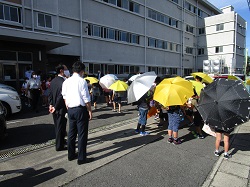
[
  {"xmin": 0, "ymin": 3, "xmax": 21, "ymax": 23},
  {"xmin": 104, "ymin": 0, "xmax": 139, "ymax": 13},
  {"xmin": 175, "ymin": 44, "xmax": 179, "ymax": 52},
  {"xmin": 131, "ymin": 34, "xmax": 139, "ymax": 44},
  {"xmin": 186, "ymin": 25, "xmax": 194, "ymax": 33},
  {"xmin": 130, "ymin": 2, "xmax": 139, "ymax": 13},
  {"xmin": 216, "ymin": 24, "xmax": 224, "ymax": 31},
  {"xmin": 171, "ymin": 0, "xmax": 178, "ymax": 4},
  {"xmin": 148, "ymin": 38, "xmax": 156, "ymax": 47},
  {"xmin": 109, "ymin": 0, "xmax": 116, "ymax": 5},
  {"xmin": 198, "ymin": 9, "xmax": 203, "ymax": 17},
  {"xmin": 38, "ymin": 13, "xmax": 52, "ymax": 28},
  {"xmin": 122, "ymin": 0, "xmax": 129, "ymax": 9},
  {"xmin": 148, "ymin": 9, "xmax": 178, "ymax": 28},
  {"xmin": 156, "ymin": 40, "xmax": 163, "ymax": 49},
  {"xmin": 198, "ymin": 48, "xmax": 204, "ymax": 55},
  {"xmin": 93, "ymin": 25, "xmax": 101, "ymax": 37},
  {"xmin": 215, "ymin": 46, "xmax": 223, "ymax": 53},
  {"xmin": 108, "ymin": 28, "xmax": 115, "ymax": 39},
  {"xmin": 186, "ymin": 47, "xmax": 193, "ymax": 54},
  {"xmin": 120, "ymin": 31, "xmax": 129, "ymax": 42},
  {"xmin": 169, "ymin": 43, "xmax": 173, "ymax": 51},
  {"xmin": 199, "ymin": 28, "xmax": 205, "ymax": 34}
]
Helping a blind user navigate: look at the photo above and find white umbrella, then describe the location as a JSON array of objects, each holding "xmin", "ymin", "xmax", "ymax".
[
  {"xmin": 127, "ymin": 71, "xmax": 157, "ymax": 103},
  {"xmin": 99, "ymin": 74, "xmax": 116, "ymax": 89},
  {"xmin": 106, "ymin": 74, "xmax": 118, "ymax": 80},
  {"xmin": 128, "ymin": 74, "xmax": 141, "ymax": 82}
]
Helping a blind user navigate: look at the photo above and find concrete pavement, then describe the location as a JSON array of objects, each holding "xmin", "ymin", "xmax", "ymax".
[
  {"xmin": 202, "ymin": 121, "xmax": 250, "ymax": 187},
  {"xmin": 0, "ymin": 102, "xmax": 249, "ymax": 186}
]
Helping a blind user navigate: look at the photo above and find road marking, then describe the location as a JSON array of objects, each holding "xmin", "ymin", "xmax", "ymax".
[{"xmin": 6, "ymin": 120, "xmax": 22, "ymax": 124}]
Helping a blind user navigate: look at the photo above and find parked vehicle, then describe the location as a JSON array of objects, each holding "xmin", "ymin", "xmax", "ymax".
[
  {"xmin": 0, "ymin": 101, "xmax": 7, "ymax": 140},
  {"xmin": 0, "ymin": 83, "xmax": 22, "ymax": 117}
]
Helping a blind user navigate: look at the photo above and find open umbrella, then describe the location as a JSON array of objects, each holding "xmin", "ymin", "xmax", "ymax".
[
  {"xmin": 246, "ymin": 79, "xmax": 250, "ymax": 85},
  {"xmin": 153, "ymin": 77, "xmax": 194, "ymax": 107},
  {"xmin": 189, "ymin": 80, "xmax": 204, "ymax": 96},
  {"xmin": 109, "ymin": 80, "xmax": 128, "ymax": 91},
  {"xmin": 127, "ymin": 71, "xmax": 157, "ymax": 103},
  {"xmin": 84, "ymin": 77, "xmax": 99, "ymax": 84},
  {"xmin": 197, "ymin": 78, "xmax": 250, "ymax": 131},
  {"xmin": 99, "ymin": 74, "xmax": 116, "ymax": 89},
  {"xmin": 191, "ymin": 72, "xmax": 213, "ymax": 84},
  {"xmin": 106, "ymin": 74, "xmax": 118, "ymax": 80},
  {"xmin": 128, "ymin": 74, "xmax": 141, "ymax": 82}
]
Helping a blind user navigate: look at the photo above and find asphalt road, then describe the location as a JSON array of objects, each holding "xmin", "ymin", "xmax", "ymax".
[
  {"xmin": 0, "ymin": 98, "xmax": 218, "ymax": 187},
  {"xmin": 0, "ymin": 99, "xmax": 138, "ymax": 152}
]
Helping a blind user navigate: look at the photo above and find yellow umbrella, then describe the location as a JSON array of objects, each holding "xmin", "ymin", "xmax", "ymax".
[
  {"xmin": 189, "ymin": 80, "xmax": 204, "ymax": 96},
  {"xmin": 246, "ymin": 79, "xmax": 250, "ymax": 85},
  {"xmin": 153, "ymin": 76, "xmax": 194, "ymax": 107},
  {"xmin": 84, "ymin": 77, "xmax": 99, "ymax": 84},
  {"xmin": 109, "ymin": 80, "xmax": 128, "ymax": 91},
  {"xmin": 227, "ymin": 75, "xmax": 239, "ymax": 80},
  {"xmin": 191, "ymin": 72, "xmax": 213, "ymax": 84}
]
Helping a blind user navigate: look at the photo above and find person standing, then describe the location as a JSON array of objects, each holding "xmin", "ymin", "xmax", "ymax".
[
  {"xmin": 25, "ymin": 66, "xmax": 34, "ymax": 80},
  {"xmin": 48, "ymin": 64, "xmax": 68, "ymax": 151},
  {"xmin": 90, "ymin": 83, "xmax": 101, "ymax": 110},
  {"xmin": 62, "ymin": 61, "xmax": 93, "ymax": 165},
  {"xmin": 135, "ymin": 92, "xmax": 150, "ymax": 136},
  {"xmin": 167, "ymin": 105, "xmax": 182, "ymax": 145},
  {"xmin": 26, "ymin": 72, "xmax": 42, "ymax": 113},
  {"xmin": 97, "ymin": 70, "xmax": 104, "ymax": 80},
  {"xmin": 214, "ymin": 128, "xmax": 233, "ymax": 159},
  {"xmin": 112, "ymin": 91, "xmax": 125, "ymax": 113}
]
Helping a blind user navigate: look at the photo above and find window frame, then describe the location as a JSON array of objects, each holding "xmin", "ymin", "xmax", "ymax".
[
  {"xmin": 0, "ymin": 3, "xmax": 21, "ymax": 23},
  {"xmin": 37, "ymin": 13, "xmax": 53, "ymax": 29}
]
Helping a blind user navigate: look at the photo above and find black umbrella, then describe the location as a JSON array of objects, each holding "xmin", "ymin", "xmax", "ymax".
[{"xmin": 197, "ymin": 78, "xmax": 250, "ymax": 131}]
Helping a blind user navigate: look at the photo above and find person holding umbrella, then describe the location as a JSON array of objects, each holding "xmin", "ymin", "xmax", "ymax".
[
  {"xmin": 135, "ymin": 91, "xmax": 151, "ymax": 136},
  {"xmin": 167, "ymin": 105, "xmax": 182, "ymax": 144},
  {"xmin": 197, "ymin": 78, "xmax": 250, "ymax": 159}
]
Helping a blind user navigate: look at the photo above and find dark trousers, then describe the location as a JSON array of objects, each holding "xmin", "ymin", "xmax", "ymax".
[
  {"xmin": 30, "ymin": 89, "xmax": 40, "ymax": 111},
  {"xmin": 67, "ymin": 106, "xmax": 89, "ymax": 161},
  {"xmin": 53, "ymin": 112, "xmax": 67, "ymax": 151}
]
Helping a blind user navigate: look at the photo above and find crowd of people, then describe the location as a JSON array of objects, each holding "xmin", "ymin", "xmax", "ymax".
[{"xmin": 21, "ymin": 62, "xmax": 232, "ymax": 166}]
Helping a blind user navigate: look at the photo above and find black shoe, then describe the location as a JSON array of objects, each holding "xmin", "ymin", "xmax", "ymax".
[
  {"xmin": 77, "ymin": 157, "xmax": 95, "ymax": 165},
  {"xmin": 68, "ymin": 154, "xmax": 77, "ymax": 161}
]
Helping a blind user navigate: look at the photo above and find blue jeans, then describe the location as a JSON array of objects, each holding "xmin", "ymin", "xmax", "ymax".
[{"xmin": 138, "ymin": 107, "xmax": 148, "ymax": 125}]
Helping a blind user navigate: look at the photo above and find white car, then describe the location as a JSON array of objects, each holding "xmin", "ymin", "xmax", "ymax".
[{"xmin": 0, "ymin": 84, "xmax": 22, "ymax": 117}]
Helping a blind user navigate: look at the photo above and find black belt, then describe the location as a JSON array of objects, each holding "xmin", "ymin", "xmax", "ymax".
[{"xmin": 69, "ymin": 105, "xmax": 86, "ymax": 109}]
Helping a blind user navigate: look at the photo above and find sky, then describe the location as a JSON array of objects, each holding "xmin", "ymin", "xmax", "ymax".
[{"xmin": 208, "ymin": 0, "xmax": 250, "ymax": 51}]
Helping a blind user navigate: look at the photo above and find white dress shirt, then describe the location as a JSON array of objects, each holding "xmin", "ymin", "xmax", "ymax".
[{"xmin": 62, "ymin": 73, "xmax": 91, "ymax": 108}]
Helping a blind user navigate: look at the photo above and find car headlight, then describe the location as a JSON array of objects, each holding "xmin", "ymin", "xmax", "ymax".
[{"xmin": 8, "ymin": 94, "xmax": 20, "ymax": 100}]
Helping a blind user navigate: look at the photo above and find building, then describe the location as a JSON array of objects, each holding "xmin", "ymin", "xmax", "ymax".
[
  {"xmin": 202, "ymin": 5, "xmax": 247, "ymax": 75},
  {"xmin": 0, "ymin": 0, "xmax": 246, "ymax": 91}
]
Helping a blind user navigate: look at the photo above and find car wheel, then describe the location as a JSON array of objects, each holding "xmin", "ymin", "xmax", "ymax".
[{"xmin": 2, "ymin": 102, "xmax": 11, "ymax": 118}]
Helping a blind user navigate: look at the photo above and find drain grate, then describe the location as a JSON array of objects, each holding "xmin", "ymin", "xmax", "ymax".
[{"xmin": 0, "ymin": 117, "xmax": 138, "ymax": 161}]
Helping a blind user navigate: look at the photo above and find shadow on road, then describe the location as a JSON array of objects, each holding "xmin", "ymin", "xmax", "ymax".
[
  {"xmin": 0, "ymin": 167, "xmax": 66, "ymax": 187},
  {"xmin": 0, "ymin": 123, "xmax": 55, "ymax": 151}
]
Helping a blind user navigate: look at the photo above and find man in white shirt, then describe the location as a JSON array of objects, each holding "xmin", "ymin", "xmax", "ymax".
[{"xmin": 62, "ymin": 61, "xmax": 93, "ymax": 165}]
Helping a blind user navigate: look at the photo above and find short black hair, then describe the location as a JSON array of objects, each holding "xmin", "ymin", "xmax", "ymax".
[
  {"xmin": 55, "ymin": 64, "xmax": 64, "ymax": 74},
  {"xmin": 72, "ymin": 61, "xmax": 85, "ymax": 73},
  {"xmin": 195, "ymin": 76, "xmax": 202, "ymax": 82}
]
